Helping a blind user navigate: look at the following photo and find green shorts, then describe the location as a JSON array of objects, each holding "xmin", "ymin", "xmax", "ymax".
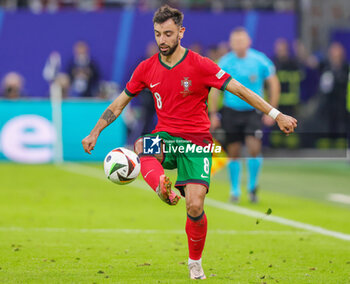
[{"xmin": 141, "ymin": 132, "xmax": 212, "ymax": 197}]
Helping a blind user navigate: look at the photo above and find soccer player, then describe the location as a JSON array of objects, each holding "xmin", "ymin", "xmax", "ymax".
[
  {"xmin": 82, "ymin": 6, "xmax": 297, "ymax": 280},
  {"xmin": 210, "ymin": 27, "xmax": 281, "ymax": 203}
]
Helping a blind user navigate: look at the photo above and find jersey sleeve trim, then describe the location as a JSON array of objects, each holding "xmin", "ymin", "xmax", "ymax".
[
  {"xmin": 124, "ymin": 88, "xmax": 137, "ymax": 97},
  {"xmin": 220, "ymin": 76, "xmax": 232, "ymax": 91}
]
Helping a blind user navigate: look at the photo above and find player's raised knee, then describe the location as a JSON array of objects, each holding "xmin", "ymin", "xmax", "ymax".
[
  {"xmin": 134, "ymin": 137, "xmax": 144, "ymax": 155},
  {"xmin": 134, "ymin": 137, "xmax": 164, "ymax": 162}
]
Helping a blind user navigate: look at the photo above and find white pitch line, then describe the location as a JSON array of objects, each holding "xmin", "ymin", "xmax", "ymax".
[
  {"xmin": 205, "ymin": 199, "xmax": 350, "ymax": 241},
  {"xmin": 60, "ymin": 163, "xmax": 350, "ymax": 241},
  {"xmin": 328, "ymin": 193, "xmax": 350, "ymax": 205},
  {"xmin": 0, "ymin": 226, "xmax": 311, "ymax": 235}
]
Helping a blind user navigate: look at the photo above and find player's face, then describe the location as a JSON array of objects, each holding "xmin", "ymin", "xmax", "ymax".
[
  {"xmin": 230, "ymin": 31, "xmax": 251, "ymax": 56},
  {"xmin": 154, "ymin": 19, "xmax": 185, "ymax": 56}
]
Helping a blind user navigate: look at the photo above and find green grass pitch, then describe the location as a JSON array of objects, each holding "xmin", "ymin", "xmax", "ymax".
[{"xmin": 0, "ymin": 160, "xmax": 350, "ymax": 283}]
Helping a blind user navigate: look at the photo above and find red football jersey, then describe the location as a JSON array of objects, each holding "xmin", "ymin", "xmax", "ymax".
[{"xmin": 125, "ymin": 49, "xmax": 232, "ymax": 146}]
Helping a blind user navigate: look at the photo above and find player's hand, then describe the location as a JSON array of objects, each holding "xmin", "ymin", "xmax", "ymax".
[
  {"xmin": 82, "ymin": 134, "xmax": 98, "ymax": 154},
  {"xmin": 276, "ymin": 113, "xmax": 298, "ymax": 135},
  {"xmin": 262, "ymin": 114, "xmax": 275, "ymax": 127},
  {"xmin": 210, "ymin": 112, "xmax": 221, "ymax": 131}
]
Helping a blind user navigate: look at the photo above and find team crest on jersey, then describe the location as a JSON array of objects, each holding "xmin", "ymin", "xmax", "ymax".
[{"xmin": 181, "ymin": 77, "xmax": 193, "ymax": 97}]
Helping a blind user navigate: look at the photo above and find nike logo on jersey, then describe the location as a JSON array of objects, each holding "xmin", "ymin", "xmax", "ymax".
[
  {"xmin": 201, "ymin": 174, "xmax": 208, "ymax": 178},
  {"xmin": 150, "ymin": 82, "xmax": 160, "ymax": 88}
]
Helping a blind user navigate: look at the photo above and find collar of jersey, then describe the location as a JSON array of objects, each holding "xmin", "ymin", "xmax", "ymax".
[{"xmin": 158, "ymin": 48, "xmax": 189, "ymax": 70}]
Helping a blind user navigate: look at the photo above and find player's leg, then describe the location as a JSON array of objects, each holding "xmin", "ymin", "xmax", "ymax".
[
  {"xmin": 184, "ymin": 184, "xmax": 207, "ymax": 280},
  {"xmin": 134, "ymin": 136, "xmax": 180, "ymax": 205},
  {"xmin": 226, "ymin": 142, "xmax": 243, "ymax": 202},
  {"xmin": 174, "ymin": 149, "xmax": 211, "ymax": 279}
]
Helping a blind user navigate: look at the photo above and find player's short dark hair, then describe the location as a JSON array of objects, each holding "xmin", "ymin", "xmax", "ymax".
[{"xmin": 153, "ymin": 5, "xmax": 184, "ymax": 27}]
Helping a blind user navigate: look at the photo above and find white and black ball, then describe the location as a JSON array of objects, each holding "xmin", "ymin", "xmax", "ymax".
[{"xmin": 104, "ymin": 147, "xmax": 140, "ymax": 185}]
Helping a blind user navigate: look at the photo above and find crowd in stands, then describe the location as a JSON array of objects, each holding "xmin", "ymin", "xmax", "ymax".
[
  {"xmin": 0, "ymin": 72, "xmax": 25, "ymax": 99},
  {"xmin": 0, "ymin": 8, "xmax": 348, "ymax": 149},
  {"xmin": 2, "ymin": 37, "xmax": 347, "ymax": 105},
  {"xmin": 41, "ymin": 41, "xmax": 119, "ymax": 100},
  {"xmin": 0, "ymin": 41, "xmax": 348, "ymax": 150},
  {"xmin": 0, "ymin": 0, "xmax": 297, "ymax": 12}
]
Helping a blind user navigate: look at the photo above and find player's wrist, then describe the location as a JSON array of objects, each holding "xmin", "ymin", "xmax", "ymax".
[
  {"xmin": 89, "ymin": 129, "xmax": 100, "ymax": 138},
  {"xmin": 268, "ymin": 108, "xmax": 281, "ymax": 120}
]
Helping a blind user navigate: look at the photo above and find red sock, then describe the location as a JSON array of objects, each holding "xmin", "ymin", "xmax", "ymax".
[
  {"xmin": 140, "ymin": 156, "xmax": 164, "ymax": 192},
  {"xmin": 186, "ymin": 212, "xmax": 207, "ymax": 260}
]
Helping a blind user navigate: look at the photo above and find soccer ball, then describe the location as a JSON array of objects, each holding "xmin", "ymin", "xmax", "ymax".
[{"xmin": 104, "ymin": 147, "xmax": 141, "ymax": 185}]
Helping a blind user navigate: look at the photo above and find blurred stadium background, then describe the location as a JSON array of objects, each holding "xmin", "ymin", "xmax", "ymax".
[{"xmin": 0, "ymin": 0, "xmax": 349, "ymax": 282}]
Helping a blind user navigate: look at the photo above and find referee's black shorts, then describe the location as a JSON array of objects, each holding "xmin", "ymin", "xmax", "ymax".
[{"xmin": 220, "ymin": 107, "xmax": 263, "ymax": 144}]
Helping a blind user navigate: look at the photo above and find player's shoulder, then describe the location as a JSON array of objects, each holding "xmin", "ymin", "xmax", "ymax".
[
  {"xmin": 187, "ymin": 49, "xmax": 213, "ymax": 64},
  {"xmin": 139, "ymin": 53, "xmax": 159, "ymax": 68},
  {"xmin": 187, "ymin": 49, "xmax": 222, "ymax": 75},
  {"xmin": 187, "ymin": 49, "xmax": 205, "ymax": 62}
]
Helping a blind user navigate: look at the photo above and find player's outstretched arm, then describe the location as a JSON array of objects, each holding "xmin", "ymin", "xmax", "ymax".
[
  {"xmin": 82, "ymin": 91, "xmax": 133, "ymax": 154},
  {"xmin": 265, "ymin": 75, "xmax": 280, "ymax": 108},
  {"xmin": 225, "ymin": 78, "xmax": 297, "ymax": 134},
  {"xmin": 263, "ymin": 75, "xmax": 280, "ymax": 126}
]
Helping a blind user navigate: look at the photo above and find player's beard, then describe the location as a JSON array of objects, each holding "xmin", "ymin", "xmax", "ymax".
[{"xmin": 158, "ymin": 41, "xmax": 179, "ymax": 56}]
